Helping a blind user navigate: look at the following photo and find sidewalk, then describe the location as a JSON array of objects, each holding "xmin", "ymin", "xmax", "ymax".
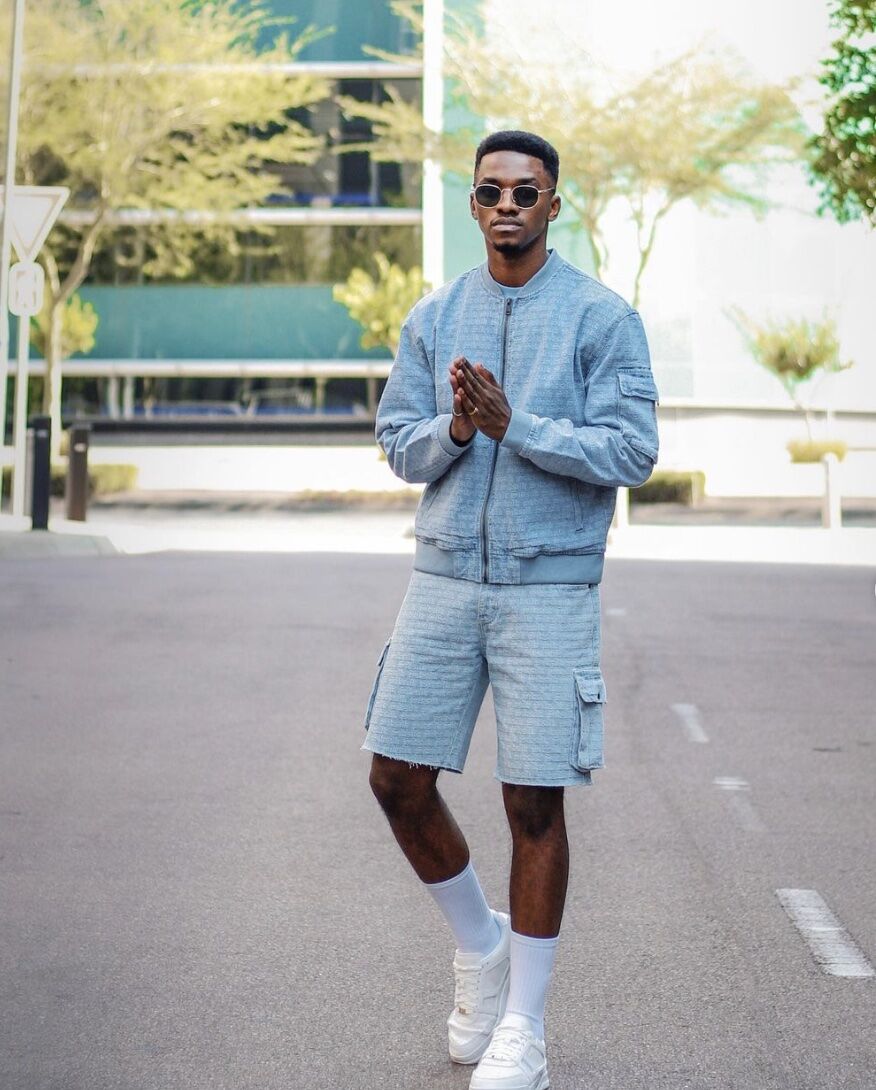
[{"xmin": 1, "ymin": 493, "xmax": 874, "ymax": 566}]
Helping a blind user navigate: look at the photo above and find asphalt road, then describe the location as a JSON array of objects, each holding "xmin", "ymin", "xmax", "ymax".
[{"xmin": 1, "ymin": 552, "xmax": 874, "ymax": 1089}]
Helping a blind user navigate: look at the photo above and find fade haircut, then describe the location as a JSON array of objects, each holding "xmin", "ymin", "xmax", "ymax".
[{"xmin": 474, "ymin": 130, "xmax": 560, "ymax": 186}]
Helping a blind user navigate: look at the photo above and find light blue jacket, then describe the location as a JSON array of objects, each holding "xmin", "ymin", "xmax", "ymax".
[{"xmin": 376, "ymin": 249, "xmax": 660, "ymax": 585}]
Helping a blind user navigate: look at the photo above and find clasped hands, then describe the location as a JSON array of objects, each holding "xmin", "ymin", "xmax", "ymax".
[{"xmin": 448, "ymin": 356, "xmax": 512, "ymax": 443}]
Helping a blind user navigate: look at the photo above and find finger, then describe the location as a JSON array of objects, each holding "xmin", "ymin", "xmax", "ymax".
[
  {"xmin": 459, "ymin": 359, "xmax": 488, "ymax": 394},
  {"xmin": 476, "ymin": 364, "xmax": 497, "ymax": 385},
  {"xmin": 457, "ymin": 373, "xmax": 483, "ymax": 408},
  {"xmin": 459, "ymin": 388, "xmax": 478, "ymax": 416}
]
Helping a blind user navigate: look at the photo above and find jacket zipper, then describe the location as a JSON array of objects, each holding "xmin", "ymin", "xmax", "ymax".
[{"xmin": 479, "ymin": 297, "xmax": 513, "ymax": 582}]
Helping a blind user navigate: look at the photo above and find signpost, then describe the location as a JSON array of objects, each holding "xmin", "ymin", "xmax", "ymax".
[
  {"xmin": 0, "ymin": 0, "xmax": 25, "ymax": 496},
  {"xmin": 0, "ymin": 183, "xmax": 69, "ymax": 518}
]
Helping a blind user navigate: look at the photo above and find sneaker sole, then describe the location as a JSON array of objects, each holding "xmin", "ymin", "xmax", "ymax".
[{"xmin": 469, "ymin": 1069, "xmax": 549, "ymax": 1090}]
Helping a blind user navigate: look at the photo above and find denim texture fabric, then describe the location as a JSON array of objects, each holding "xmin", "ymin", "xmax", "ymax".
[
  {"xmin": 362, "ymin": 571, "xmax": 605, "ymax": 786},
  {"xmin": 375, "ymin": 249, "xmax": 660, "ymax": 585}
]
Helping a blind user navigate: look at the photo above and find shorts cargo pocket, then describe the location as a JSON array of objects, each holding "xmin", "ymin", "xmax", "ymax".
[
  {"xmin": 570, "ymin": 667, "xmax": 607, "ymax": 771},
  {"xmin": 364, "ymin": 637, "xmax": 392, "ymax": 730}
]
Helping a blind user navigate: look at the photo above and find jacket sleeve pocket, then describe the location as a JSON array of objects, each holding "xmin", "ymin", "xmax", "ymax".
[
  {"xmin": 617, "ymin": 369, "xmax": 660, "ymax": 462},
  {"xmin": 364, "ymin": 637, "xmax": 392, "ymax": 730},
  {"xmin": 570, "ymin": 667, "xmax": 607, "ymax": 771}
]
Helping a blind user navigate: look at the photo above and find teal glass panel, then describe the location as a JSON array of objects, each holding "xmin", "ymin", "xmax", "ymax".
[
  {"xmin": 256, "ymin": 1, "xmax": 415, "ymax": 62},
  {"xmin": 72, "ymin": 285, "xmax": 391, "ymax": 361}
]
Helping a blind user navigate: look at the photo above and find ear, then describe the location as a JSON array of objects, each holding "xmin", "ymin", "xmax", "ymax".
[
  {"xmin": 469, "ymin": 192, "xmax": 478, "ymax": 219},
  {"xmin": 548, "ymin": 193, "xmax": 561, "ymax": 222}
]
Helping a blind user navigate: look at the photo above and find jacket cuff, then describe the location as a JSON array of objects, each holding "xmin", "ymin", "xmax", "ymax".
[
  {"xmin": 436, "ymin": 414, "xmax": 474, "ymax": 456},
  {"xmin": 499, "ymin": 408, "xmax": 534, "ymax": 453}
]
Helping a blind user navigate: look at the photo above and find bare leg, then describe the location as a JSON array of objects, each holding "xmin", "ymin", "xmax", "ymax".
[
  {"xmin": 369, "ymin": 753, "xmax": 469, "ymax": 883},
  {"xmin": 502, "ymin": 784, "xmax": 569, "ymax": 937}
]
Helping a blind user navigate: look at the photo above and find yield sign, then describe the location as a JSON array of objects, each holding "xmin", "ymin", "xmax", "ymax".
[{"xmin": 0, "ymin": 185, "xmax": 70, "ymax": 261}]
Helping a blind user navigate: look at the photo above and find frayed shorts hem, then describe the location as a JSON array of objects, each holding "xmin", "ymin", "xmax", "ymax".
[
  {"xmin": 360, "ymin": 738, "xmax": 463, "ymax": 774},
  {"xmin": 492, "ymin": 768, "xmax": 595, "ymax": 787}
]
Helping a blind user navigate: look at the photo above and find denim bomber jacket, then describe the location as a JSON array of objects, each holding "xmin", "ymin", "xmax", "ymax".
[{"xmin": 375, "ymin": 249, "xmax": 660, "ymax": 586}]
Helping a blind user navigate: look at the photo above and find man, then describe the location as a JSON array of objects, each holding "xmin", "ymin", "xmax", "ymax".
[{"xmin": 362, "ymin": 130, "xmax": 659, "ymax": 1090}]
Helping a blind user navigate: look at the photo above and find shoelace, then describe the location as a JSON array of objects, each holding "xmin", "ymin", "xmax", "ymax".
[
  {"xmin": 483, "ymin": 1026, "xmax": 529, "ymax": 1062},
  {"xmin": 453, "ymin": 962, "xmax": 482, "ymax": 1014}
]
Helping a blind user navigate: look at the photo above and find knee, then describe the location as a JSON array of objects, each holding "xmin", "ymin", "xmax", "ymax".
[
  {"xmin": 369, "ymin": 755, "xmax": 437, "ymax": 818},
  {"xmin": 503, "ymin": 784, "xmax": 565, "ymax": 841}
]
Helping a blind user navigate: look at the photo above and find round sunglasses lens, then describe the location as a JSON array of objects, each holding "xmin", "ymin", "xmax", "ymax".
[
  {"xmin": 513, "ymin": 186, "xmax": 539, "ymax": 207},
  {"xmin": 474, "ymin": 185, "xmax": 501, "ymax": 206}
]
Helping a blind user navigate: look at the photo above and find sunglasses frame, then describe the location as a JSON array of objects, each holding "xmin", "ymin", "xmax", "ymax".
[{"xmin": 471, "ymin": 183, "xmax": 557, "ymax": 209}]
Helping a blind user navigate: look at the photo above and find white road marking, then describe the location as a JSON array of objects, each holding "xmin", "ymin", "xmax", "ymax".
[
  {"xmin": 776, "ymin": 889, "xmax": 875, "ymax": 978},
  {"xmin": 712, "ymin": 776, "xmax": 766, "ymax": 832},
  {"xmin": 713, "ymin": 776, "xmax": 749, "ymax": 790},
  {"xmin": 671, "ymin": 703, "xmax": 708, "ymax": 743}
]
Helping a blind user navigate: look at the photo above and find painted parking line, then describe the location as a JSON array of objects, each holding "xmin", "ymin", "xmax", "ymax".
[
  {"xmin": 776, "ymin": 888, "xmax": 875, "ymax": 978},
  {"xmin": 712, "ymin": 776, "xmax": 766, "ymax": 832},
  {"xmin": 671, "ymin": 703, "xmax": 708, "ymax": 743}
]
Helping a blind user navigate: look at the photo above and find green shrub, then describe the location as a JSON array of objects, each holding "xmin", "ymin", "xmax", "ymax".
[
  {"xmin": 787, "ymin": 439, "xmax": 847, "ymax": 463},
  {"xmin": 87, "ymin": 464, "xmax": 139, "ymax": 494},
  {"xmin": 630, "ymin": 470, "xmax": 706, "ymax": 505}
]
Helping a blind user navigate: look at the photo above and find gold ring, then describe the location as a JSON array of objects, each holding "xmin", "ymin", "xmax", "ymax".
[{"xmin": 471, "ymin": 407, "xmax": 479, "ymax": 414}]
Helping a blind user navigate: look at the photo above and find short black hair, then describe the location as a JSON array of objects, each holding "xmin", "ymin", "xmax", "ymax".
[{"xmin": 474, "ymin": 130, "xmax": 560, "ymax": 186}]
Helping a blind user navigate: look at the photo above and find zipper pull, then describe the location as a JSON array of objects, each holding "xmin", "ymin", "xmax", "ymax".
[{"xmin": 505, "ymin": 299, "xmax": 512, "ymax": 315}]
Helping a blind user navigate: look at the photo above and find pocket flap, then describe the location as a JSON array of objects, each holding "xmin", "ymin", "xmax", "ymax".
[
  {"xmin": 618, "ymin": 370, "xmax": 660, "ymax": 404},
  {"xmin": 574, "ymin": 668, "xmax": 606, "ymax": 704}
]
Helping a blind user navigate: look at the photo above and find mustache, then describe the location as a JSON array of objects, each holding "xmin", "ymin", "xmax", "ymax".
[{"xmin": 492, "ymin": 217, "xmax": 522, "ymax": 226}]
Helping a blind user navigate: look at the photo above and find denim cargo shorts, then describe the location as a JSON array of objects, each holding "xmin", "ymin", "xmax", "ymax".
[{"xmin": 361, "ymin": 570, "xmax": 607, "ymax": 786}]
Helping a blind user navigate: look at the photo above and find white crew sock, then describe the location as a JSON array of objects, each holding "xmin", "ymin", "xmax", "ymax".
[
  {"xmin": 502, "ymin": 930, "xmax": 559, "ymax": 1040},
  {"xmin": 423, "ymin": 860, "xmax": 501, "ymax": 956}
]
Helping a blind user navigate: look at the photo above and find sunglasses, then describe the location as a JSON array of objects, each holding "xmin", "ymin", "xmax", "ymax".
[{"xmin": 471, "ymin": 184, "xmax": 556, "ymax": 209}]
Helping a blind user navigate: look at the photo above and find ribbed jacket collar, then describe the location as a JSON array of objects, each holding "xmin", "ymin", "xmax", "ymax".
[{"xmin": 479, "ymin": 247, "xmax": 562, "ymax": 298}]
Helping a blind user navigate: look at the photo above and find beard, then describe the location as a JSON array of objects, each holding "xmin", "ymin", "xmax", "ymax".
[{"xmin": 491, "ymin": 231, "xmax": 538, "ymax": 256}]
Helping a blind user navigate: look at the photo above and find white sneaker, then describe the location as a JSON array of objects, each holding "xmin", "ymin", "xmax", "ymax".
[
  {"xmin": 469, "ymin": 1015, "xmax": 549, "ymax": 1090},
  {"xmin": 447, "ymin": 910, "xmax": 511, "ymax": 1064}
]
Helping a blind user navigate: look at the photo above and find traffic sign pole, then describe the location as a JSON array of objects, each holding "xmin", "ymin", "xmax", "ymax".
[
  {"xmin": 0, "ymin": 0, "xmax": 26, "ymax": 451},
  {"xmin": 0, "ymin": 186, "xmax": 69, "ymax": 522},
  {"xmin": 11, "ymin": 307, "xmax": 31, "ymax": 516}
]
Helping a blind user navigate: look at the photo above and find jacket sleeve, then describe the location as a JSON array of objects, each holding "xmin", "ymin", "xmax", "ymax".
[
  {"xmin": 375, "ymin": 315, "xmax": 475, "ymax": 484},
  {"xmin": 499, "ymin": 310, "xmax": 659, "ymax": 488}
]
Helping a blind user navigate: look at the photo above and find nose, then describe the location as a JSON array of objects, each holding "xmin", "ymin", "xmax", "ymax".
[{"xmin": 496, "ymin": 186, "xmax": 518, "ymax": 213}]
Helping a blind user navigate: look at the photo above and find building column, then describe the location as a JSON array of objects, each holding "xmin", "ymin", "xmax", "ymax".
[{"xmin": 422, "ymin": 0, "xmax": 444, "ymax": 290}]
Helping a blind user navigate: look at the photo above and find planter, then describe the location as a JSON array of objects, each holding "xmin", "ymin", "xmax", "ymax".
[{"xmin": 787, "ymin": 438, "xmax": 847, "ymax": 463}]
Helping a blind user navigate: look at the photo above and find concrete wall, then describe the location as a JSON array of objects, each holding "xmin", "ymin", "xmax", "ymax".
[
  {"xmin": 655, "ymin": 405, "xmax": 876, "ymax": 499},
  {"xmin": 90, "ymin": 404, "xmax": 876, "ymax": 499}
]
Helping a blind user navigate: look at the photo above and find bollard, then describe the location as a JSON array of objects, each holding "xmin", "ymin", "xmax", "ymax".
[
  {"xmin": 821, "ymin": 452, "xmax": 841, "ymax": 530},
  {"xmin": 65, "ymin": 422, "xmax": 91, "ymax": 521},
  {"xmin": 613, "ymin": 486, "xmax": 630, "ymax": 531},
  {"xmin": 23, "ymin": 427, "xmax": 33, "ymax": 517},
  {"xmin": 29, "ymin": 414, "xmax": 52, "ymax": 531}
]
